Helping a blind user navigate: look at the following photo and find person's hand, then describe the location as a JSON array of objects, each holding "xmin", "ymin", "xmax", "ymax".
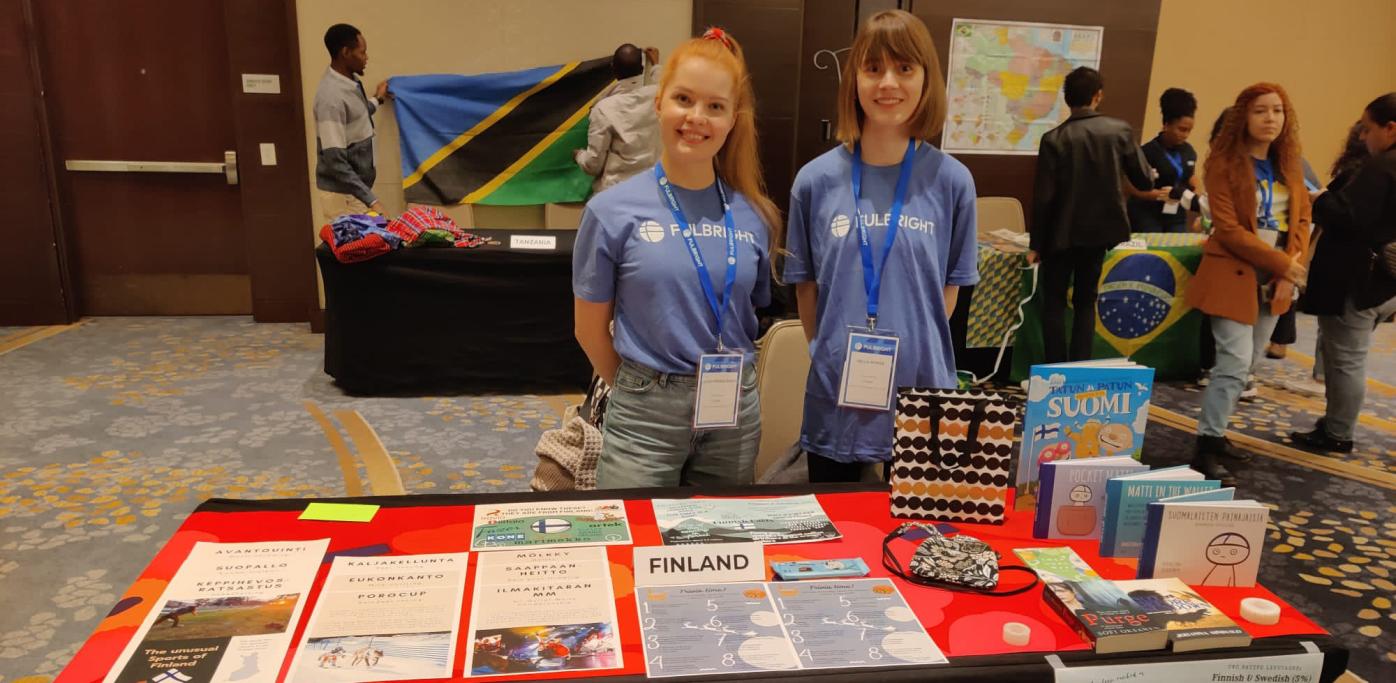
[
  {"xmin": 368, "ymin": 200, "xmax": 385, "ymax": 214},
  {"xmin": 1152, "ymin": 186, "xmax": 1173, "ymax": 202},
  {"xmin": 1026, "ymin": 250, "xmax": 1040, "ymax": 265},
  {"xmin": 374, "ymin": 81, "xmax": 391, "ymax": 102},
  {"xmin": 1309, "ymin": 187, "xmax": 1327, "ymax": 203},
  {"xmin": 1273, "ymin": 279, "xmax": 1295, "ymax": 304},
  {"xmin": 643, "ymin": 47, "xmax": 660, "ymax": 65},
  {"xmin": 1284, "ymin": 255, "xmax": 1307, "ymax": 284}
]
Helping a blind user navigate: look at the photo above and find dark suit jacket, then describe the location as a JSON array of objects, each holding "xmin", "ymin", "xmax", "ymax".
[
  {"xmin": 1306, "ymin": 145, "xmax": 1396, "ymax": 314},
  {"xmin": 1031, "ymin": 110, "xmax": 1152, "ymax": 253}
]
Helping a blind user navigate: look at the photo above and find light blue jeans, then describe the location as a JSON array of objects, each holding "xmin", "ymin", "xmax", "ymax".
[
  {"xmin": 1198, "ymin": 291, "xmax": 1278, "ymax": 438},
  {"xmin": 1317, "ymin": 294, "xmax": 1396, "ymax": 441},
  {"xmin": 597, "ymin": 359, "xmax": 761, "ymax": 488}
]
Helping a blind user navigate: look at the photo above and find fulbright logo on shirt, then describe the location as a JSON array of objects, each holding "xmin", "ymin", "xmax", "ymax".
[
  {"xmin": 638, "ymin": 220, "xmax": 666, "ymax": 243},
  {"xmin": 831, "ymin": 214, "xmax": 851, "ymax": 238}
]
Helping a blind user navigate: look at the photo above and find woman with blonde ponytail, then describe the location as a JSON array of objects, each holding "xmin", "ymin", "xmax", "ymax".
[{"xmin": 572, "ymin": 28, "xmax": 781, "ymax": 488}]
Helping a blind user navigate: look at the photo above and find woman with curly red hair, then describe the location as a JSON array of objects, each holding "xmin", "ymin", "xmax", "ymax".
[{"xmin": 1186, "ymin": 83, "xmax": 1312, "ymax": 485}]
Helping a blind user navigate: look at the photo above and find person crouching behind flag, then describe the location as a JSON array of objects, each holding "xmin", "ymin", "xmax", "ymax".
[{"xmin": 572, "ymin": 28, "xmax": 783, "ymax": 488}]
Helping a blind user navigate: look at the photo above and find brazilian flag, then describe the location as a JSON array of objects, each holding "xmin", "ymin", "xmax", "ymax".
[
  {"xmin": 390, "ymin": 57, "xmax": 613, "ymax": 206},
  {"xmin": 1011, "ymin": 244, "xmax": 1204, "ymax": 381}
]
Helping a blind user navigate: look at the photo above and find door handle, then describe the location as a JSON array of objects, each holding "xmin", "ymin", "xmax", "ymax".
[{"xmin": 65, "ymin": 150, "xmax": 240, "ymax": 185}]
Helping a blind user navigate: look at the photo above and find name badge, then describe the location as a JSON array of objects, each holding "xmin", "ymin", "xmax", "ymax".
[
  {"xmin": 1161, "ymin": 200, "xmax": 1181, "ymax": 215},
  {"xmin": 694, "ymin": 353, "xmax": 743, "ymax": 429},
  {"xmin": 837, "ymin": 329, "xmax": 900, "ymax": 411}
]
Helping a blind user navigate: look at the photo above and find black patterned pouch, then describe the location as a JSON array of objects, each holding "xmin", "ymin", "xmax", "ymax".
[{"xmin": 881, "ymin": 522, "xmax": 1038, "ymax": 596}]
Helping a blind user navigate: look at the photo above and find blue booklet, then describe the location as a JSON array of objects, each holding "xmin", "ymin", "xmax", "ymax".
[
  {"xmin": 1032, "ymin": 455, "xmax": 1148, "ymax": 540},
  {"xmin": 1017, "ymin": 360, "xmax": 1155, "ymax": 502},
  {"xmin": 1099, "ymin": 467, "xmax": 1220, "ymax": 558}
]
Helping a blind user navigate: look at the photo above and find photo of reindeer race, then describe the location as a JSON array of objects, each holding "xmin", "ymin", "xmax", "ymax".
[
  {"xmin": 143, "ymin": 594, "xmax": 300, "ymax": 641},
  {"xmin": 293, "ymin": 631, "xmax": 453, "ymax": 681}
]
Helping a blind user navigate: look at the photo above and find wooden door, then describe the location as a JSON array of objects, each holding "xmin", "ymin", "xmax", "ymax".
[{"xmin": 36, "ymin": 0, "xmax": 250, "ymax": 314}]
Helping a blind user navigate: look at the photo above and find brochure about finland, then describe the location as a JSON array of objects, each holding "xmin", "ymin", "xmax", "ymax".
[
  {"xmin": 466, "ymin": 546, "xmax": 623, "ymax": 677},
  {"xmin": 652, "ymin": 495, "xmax": 841, "ymax": 545},
  {"xmin": 106, "ymin": 539, "xmax": 329, "ymax": 683},
  {"xmin": 470, "ymin": 499, "xmax": 632, "ymax": 551},
  {"xmin": 284, "ymin": 552, "xmax": 468, "ymax": 682}
]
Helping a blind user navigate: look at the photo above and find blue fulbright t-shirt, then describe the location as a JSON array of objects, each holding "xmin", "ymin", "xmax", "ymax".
[
  {"xmin": 784, "ymin": 143, "xmax": 979, "ymax": 463},
  {"xmin": 573, "ymin": 170, "xmax": 772, "ymax": 375}
]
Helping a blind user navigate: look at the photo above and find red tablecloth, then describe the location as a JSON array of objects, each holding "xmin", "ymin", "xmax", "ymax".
[{"xmin": 58, "ymin": 485, "xmax": 1336, "ymax": 682}]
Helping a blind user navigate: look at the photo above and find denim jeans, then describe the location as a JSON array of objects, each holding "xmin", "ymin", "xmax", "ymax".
[
  {"xmin": 1198, "ymin": 292, "xmax": 1279, "ymax": 438},
  {"xmin": 597, "ymin": 359, "xmax": 761, "ymax": 488},
  {"xmin": 1317, "ymin": 294, "xmax": 1396, "ymax": 441}
]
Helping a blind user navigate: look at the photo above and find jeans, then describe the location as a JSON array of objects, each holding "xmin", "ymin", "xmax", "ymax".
[
  {"xmin": 597, "ymin": 359, "xmax": 760, "ymax": 488},
  {"xmin": 1317, "ymin": 294, "xmax": 1396, "ymax": 440},
  {"xmin": 1040, "ymin": 247, "xmax": 1107, "ymax": 363},
  {"xmin": 1198, "ymin": 291, "xmax": 1279, "ymax": 437}
]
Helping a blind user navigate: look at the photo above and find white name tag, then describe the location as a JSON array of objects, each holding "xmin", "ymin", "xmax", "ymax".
[
  {"xmin": 510, "ymin": 234, "xmax": 557, "ymax": 250},
  {"xmin": 693, "ymin": 353, "xmax": 743, "ymax": 429},
  {"xmin": 633, "ymin": 542, "xmax": 764, "ymax": 586},
  {"xmin": 1162, "ymin": 200, "xmax": 1181, "ymax": 215},
  {"xmin": 837, "ymin": 330, "xmax": 900, "ymax": 411}
]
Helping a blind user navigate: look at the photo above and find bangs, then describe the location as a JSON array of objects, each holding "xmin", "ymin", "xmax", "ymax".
[{"xmin": 851, "ymin": 16, "xmax": 930, "ymax": 70}]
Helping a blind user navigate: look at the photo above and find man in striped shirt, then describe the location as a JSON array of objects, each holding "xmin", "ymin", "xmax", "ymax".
[{"xmin": 315, "ymin": 23, "xmax": 389, "ymax": 223}]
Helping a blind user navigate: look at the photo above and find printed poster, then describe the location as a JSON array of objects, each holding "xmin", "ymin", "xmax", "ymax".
[
  {"xmin": 652, "ymin": 495, "xmax": 841, "ymax": 545},
  {"xmin": 943, "ymin": 18, "xmax": 1104, "ymax": 154},
  {"xmin": 470, "ymin": 499, "xmax": 632, "ymax": 551},
  {"xmin": 637, "ymin": 579, "xmax": 945, "ymax": 678},
  {"xmin": 285, "ymin": 552, "xmax": 468, "ymax": 682},
  {"xmin": 106, "ymin": 539, "xmax": 329, "ymax": 683},
  {"xmin": 465, "ymin": 546, "xmax": 623, "ymax": 677}
]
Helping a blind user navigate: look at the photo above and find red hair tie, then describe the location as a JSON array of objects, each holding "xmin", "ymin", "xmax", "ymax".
[{"xmin": 702, "ymin": 27, "xmax": 734, "ymax": 51}]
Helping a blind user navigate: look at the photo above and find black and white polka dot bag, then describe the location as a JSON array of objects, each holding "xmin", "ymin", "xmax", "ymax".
[{"xmin": 890, "ymin": 388, "xmax": 1020, "ymax": 525}]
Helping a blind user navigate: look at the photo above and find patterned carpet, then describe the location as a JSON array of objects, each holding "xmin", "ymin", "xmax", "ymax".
[
  {"xmin": 0, "ymin": 316, "xmax": 1392, "ymax": 680},
  {"xmin": 0, "ymin": 318, "xmax": 575, "ymax": 681}
]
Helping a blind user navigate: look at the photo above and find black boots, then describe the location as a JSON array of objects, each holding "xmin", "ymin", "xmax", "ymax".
[
  {"xmin": 1193, "ymin": 435, "xmax": 1238, "ymax": 487},
  {"xmin": 1289, "ymin": 421, "xmax": 1355, "ymax": 455}
]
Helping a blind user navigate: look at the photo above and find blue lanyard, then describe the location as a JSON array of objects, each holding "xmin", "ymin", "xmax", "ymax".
[
  {"xmin": 1253, "ymin": 159, "xmax": 1276, "ymax": 229},
  {"xmin": 1164, "ymin": 149, "xmax": 1185, "ymax": 182},
  {"xmin": 851, "ymin": 139, "xmax": 916, "ymax": 330},
  {"xmin": 654, "ymin": 163, "xmax": 738, "ymax": 351}
]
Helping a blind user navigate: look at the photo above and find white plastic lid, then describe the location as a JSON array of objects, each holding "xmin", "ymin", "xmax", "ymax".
[
  {"xmin": 1240, "ymin": 597, "xmax": 1281, "ymax": 625},
  {"xmin": 1003, "ymin": 621, "xmax": 1031, "ymax": 646}
]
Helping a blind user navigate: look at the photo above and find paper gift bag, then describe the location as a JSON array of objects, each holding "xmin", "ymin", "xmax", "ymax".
[{"xmin": 890, "ymin": 388, "xmax": 1019, "ymax": 524}]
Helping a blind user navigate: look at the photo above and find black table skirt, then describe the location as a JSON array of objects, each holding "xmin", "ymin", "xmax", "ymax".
[{"xmin": 317, "ymin": 230, "xmax": 591, "ymax": 394}]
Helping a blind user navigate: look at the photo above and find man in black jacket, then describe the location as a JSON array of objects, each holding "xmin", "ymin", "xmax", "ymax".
[
  {"xmin": 1030, "ymin": 67, "xmax": 1153, "ymax": 362},
  {"xmin": 1291, "ymin": 93, "xmax": 1396, "ymax": 454}
]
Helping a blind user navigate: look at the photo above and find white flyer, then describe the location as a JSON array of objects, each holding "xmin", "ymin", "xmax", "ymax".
[
  {"xmin": 465, "ymin": 546, "xmax": 623, "ymax": 677},
  {"xmin": 285, "ymin": 552, "xmax": 468, "ymax": 682},
  {"xmin": 106, "ymin": 539, "xmax": 329, "ymax": 683}
]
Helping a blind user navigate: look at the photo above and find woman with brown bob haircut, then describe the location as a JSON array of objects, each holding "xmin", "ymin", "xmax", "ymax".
[
  {"xmin": 783, "ymin": 10, "xmax": 980, "ymax": 483},
  {"xmin": 1187, "ymin": 83, "xmax": 1311, "ymax": 485}
]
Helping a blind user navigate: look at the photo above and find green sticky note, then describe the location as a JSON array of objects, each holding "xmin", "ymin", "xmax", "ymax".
[{"xmin": 300, "ymin": 502, "xmax": 380, "ymax": 523}]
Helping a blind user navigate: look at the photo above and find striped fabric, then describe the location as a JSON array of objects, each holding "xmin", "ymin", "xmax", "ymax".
[{"xmin": 390, "ymin": 57, "xmax": 614, "ymax": 206}]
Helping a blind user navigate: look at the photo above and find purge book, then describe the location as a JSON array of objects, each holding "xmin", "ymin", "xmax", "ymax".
[
  {"xmin": 1137, "ymin": 489, "xmax": 1269, "ymax": 587},
  {"xmin": 1099, "ymin": 466, "xmax": 1220, "ymax": 557},
  {"xmin": 1116, "ymin": 578, "xmax": 1251, "ymax": 651},
  {"xmin": 1014, "ymin": 547, "xmax": 1166, "ymax": 654},
  {"xmin": 1032, "ymin": 455, "xmax": 1147, "ymax": 540},
  {"xmin": 1017, "ymin": 360, "xmax": 1155, "ymax": 501}
]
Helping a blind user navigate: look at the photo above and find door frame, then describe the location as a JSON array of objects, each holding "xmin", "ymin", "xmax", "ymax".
[{"xmin": 25, "ymin": 0, "xmax": 319, "ymax": 324}]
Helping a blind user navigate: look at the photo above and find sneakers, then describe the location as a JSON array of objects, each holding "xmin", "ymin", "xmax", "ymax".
[
  {"xmin": 1197, "ymin": 369, "xmax": 1211, "ymax": 387},
  {"xmin": 1282, "ymin": 377, "xmax": 1325, "ymax": 398},
  {"xmin": 1239, "ymin": 377, "xmax": 1259, "ymax": 401},
  {"xmin": 1289, "ymin": 425, "xmax": 1354, "ymax": 454}
]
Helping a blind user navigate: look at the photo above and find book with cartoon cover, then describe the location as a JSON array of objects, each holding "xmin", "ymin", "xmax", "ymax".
[{"xmin": 1017, "ymin": 361, "xmax": 1155, "ymax": 501}]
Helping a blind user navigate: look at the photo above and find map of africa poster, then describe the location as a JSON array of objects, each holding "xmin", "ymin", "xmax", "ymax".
[{"xmin": 943, "ymin": 19, "xmax": 1104, "ymax": 155}]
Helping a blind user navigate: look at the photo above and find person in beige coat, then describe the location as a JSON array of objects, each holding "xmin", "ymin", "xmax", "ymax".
[{"xmin": 575, "ymin": 44, "xmax": 662, "ymax": 193}]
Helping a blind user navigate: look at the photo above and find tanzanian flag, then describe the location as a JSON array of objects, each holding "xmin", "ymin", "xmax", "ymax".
[
  {"xmin": 1010, "ymin": 239, "xmax": 1205, "ymax": 381},
  {"xmin": 390, "ymin": 57, "xmax": 613, "ymax": 206}
]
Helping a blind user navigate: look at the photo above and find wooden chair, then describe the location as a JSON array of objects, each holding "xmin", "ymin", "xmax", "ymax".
[{"xmin": 304, "ymin": 401, "xmax": 406, "ymax": 496}]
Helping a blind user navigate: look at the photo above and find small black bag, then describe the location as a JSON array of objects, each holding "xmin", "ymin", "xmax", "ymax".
[{"xmin": 881, "ymin": 522, "xmax": 1039, "ymax": 596}]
